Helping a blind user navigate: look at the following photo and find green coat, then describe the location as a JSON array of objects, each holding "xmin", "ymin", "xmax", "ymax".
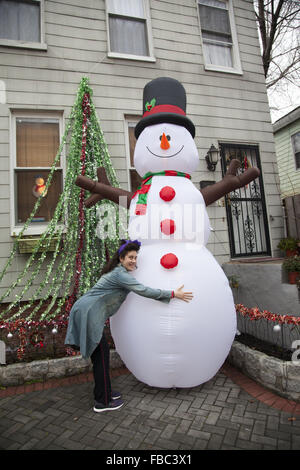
[{"xmin": 65, "ymin": 264, "xmax": 172, "ymax": 358}]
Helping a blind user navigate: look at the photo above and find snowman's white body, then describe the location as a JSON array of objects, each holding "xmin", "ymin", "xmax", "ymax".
[{"xmin": 110, "ymin": 123, "xmax": 236, "ymax": 388}]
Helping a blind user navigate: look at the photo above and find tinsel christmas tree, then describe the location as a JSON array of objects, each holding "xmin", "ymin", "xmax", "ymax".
[{"xmin": 0, "ymin": 77, "xmax": 127, "ymax": 358}]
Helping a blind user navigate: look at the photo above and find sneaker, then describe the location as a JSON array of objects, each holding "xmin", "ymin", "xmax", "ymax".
[
  {"xmin": 111, "ymin": 390, "xmax": 121, "ymax": 400},
  {"xmin": 93, "ymin": 398, "xmax": 124, "ymax": 413}
]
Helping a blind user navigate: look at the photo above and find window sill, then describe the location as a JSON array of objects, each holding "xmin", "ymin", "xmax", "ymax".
[
  {"xmin": 204, "ymin": 64, "xmax": 243, "ymax": 75},
  {"xmin": 11, "ymin": 223, "xmax": 64, "ymax": 237},
  {"xmin": 107, "ymin": 52, "xmax": 156, "ymax": 62},
  {"xmin": 0, "ymin": 39, "xmax": 48, "ymax": 51}
]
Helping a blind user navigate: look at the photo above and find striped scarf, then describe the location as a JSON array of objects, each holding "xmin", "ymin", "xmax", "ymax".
[{"xmin": 132, "ymin": 170, "xmax": 191, "ymax": 215}]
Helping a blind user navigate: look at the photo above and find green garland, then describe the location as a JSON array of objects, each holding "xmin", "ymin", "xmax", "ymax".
[{"xmin": 0, "ymin": 77, "xmax": 127, "ymax": 322}]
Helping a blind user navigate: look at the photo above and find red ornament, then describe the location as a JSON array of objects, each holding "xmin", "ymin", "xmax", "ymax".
[
  {"xmin": 160, "ymin": 219, "xmax": 176, "ymax": 235},
  {"xmin": 159, "ymin": 186, "xmax": 176, "ymax": 202},
  {"xmin": 160, "ymin": 253, "xmax": 178, "ymax": 269}
]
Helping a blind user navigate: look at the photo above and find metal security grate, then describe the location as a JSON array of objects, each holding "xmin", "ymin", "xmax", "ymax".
[{"xmin": 220, "ymin": 143, "xmax": 271, "ymax": 258}]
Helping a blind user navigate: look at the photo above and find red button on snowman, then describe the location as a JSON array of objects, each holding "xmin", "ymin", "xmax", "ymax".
[{"xmin": 76, "ymin": 77, "xmax": 260, "ymax": 388}]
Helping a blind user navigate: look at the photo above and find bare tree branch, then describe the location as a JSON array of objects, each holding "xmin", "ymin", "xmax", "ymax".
[{"xmin": 254, "ymin": 0, "xmax": 299, "ymax": 86}]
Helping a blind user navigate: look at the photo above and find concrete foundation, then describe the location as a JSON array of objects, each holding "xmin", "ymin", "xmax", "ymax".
[
  {"xmin": 222, "ymin": 259, "xmax": 299, "ymax": 316},
  {"xmin": 222, "ymin": 260, "xmax": 300, "ymax": 350}
]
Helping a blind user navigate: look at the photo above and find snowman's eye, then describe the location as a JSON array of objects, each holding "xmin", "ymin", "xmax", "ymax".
[{"xmin": 159, "ymin": 135, "xmax": 171, "ymax": 141}]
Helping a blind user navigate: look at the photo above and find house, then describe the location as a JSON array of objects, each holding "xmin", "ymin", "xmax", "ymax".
[
  {"xmin": 273, "ymin": 106, "xmax": 300, "ymax": 239},
  {"xmin": 0, "ymin": 0, "xmax": 284, "ymax": 302}
]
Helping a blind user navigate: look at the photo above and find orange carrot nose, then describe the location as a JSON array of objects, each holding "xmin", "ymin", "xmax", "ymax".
[{"xmin": 160, "ymin": 132, "xmax": 170, "ymax": 150}]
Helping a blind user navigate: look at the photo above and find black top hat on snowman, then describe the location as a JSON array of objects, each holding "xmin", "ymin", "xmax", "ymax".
[{"xmin": 134, "ymin": 77, "xmax": 195, "ymax": 139}]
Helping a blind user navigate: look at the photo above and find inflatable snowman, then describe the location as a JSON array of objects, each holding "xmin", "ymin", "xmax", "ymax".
[{"xmin": 76, "ymin": 77, "xmax": 260, "ymax": 388}]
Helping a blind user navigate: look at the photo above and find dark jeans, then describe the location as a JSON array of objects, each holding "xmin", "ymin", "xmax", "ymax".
[{"xmin": 90, "ymin": 334, "xmax": 111, "ymax": 405}]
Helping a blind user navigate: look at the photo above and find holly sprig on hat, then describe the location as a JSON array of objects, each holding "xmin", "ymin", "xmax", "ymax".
[{"xmin": 145, "ymin": 98, "xmax": 156, "ymax": 112}]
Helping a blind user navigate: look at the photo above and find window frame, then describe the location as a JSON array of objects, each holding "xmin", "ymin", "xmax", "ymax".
[
  {"xmin": 0, "ymin": 0, "xmax": 47, "ymax": 51},
  {"xmin": 197, "ymin": 0, "xmax": 242, "ymax": 75},
  {"xmin": 124, "ymin": 116, "xmax": 142, "ymax": 192},
  {"xmin": 9, "ymin": 109, "xmax": 65, "ymax": 236},
  {"xmin": 105, "ymin": 0, "xmax": 155, "ymax": 62},
  {"xmin": 291, "ymin": 131, "xmax": 300, "ymax": 171}
]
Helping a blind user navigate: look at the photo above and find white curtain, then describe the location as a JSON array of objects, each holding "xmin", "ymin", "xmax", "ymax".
[
  {"xmin": 109, "ymin": 16, "xmax": 148, "ymax": 56},
  {"xmin": 0, "ymin": 0, "xmax": 40, "ymax": 42},
  {"xmin": 198, "ymin": 0, "xmax": 233, "ymax": 67},
  {"xmin": 203, "ymin": 41, "xmax": 232, "ymax": 67},
  {"xmin": 198, "ymin": 0, "xmax": 227, "ymax": 9},
  {"xmin": 107, "ymin": 0, "xmax": 144, "ymax": 18},
  {"xmin": 107, "ymin": 0, "xmax": 148, "ymax": 56}
]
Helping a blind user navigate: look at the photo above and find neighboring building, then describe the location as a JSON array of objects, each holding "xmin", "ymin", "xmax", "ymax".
[
  {"xmin": 0, "ymin": 0, "xmax": 284, "ymax": 300},
  {"xmin": 273, "ymin": 106, "xmax": 300, "ymax": 238}
]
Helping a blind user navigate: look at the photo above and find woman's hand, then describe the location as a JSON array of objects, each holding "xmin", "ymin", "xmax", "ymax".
[{"xmin": 174, "ymin": 285, "xmax": 193, "ymax": 302}]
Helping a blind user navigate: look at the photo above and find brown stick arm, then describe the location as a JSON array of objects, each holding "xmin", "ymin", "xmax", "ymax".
[
  {"xmin": 75, "ymin": 167, "xmax": 134, "ymax": 209},
  {"xmin": 201, "ymin": 159, "xmax": 260, "ymax": 206}
]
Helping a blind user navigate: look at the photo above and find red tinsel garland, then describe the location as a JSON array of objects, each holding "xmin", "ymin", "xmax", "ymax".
[
  {"xmin": 236, "ymin": 304, "xmax": 300, "ymax": 325},
  {"xmin": 66, "ymin": 92, "xmax": 91, "ymax": 314},
  {"xmin": 0, "ymin": 316, "xmax": 69, "ymax": 360},
  {"xmin": 0, "ymin": 317, "xmax": 68, "ymax": 330},
  {"xmin": 1, "ymin": 307, "xmax": 299, "ymax": 334},
  {"xmin": 17, "ymin": 326, "xmax": 27, "ymax": 360},
  {"xmin": 1, "ymin": 304, "xmax": 299, "ymax": 360}
]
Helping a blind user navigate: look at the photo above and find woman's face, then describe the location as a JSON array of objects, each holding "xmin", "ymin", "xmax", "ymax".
[{"xmin": 120, "ymin": 250, "xmax": 138, "ymax": 271}]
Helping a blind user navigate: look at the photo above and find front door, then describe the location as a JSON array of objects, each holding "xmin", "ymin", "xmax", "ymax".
[{"xmin": 220, "ymin": 143, "xmax": 271, "ymax": 258}]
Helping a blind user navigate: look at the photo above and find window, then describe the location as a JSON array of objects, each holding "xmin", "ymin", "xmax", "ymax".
[
  {"xmin": 291, "ymin": 131, "xmax": 300, "ymax": 169},
  {"xmin": 0, "ymin": 0, "xmax": 47, "ymax": 50},
  {"xmin": 106, "ymin": 0, "xmax": 155, "ymax": 61},
  {"xmin": 126, "ymin": 118, "xmax": 142, "ymax": 192},
  {"xmin": 10, "ymin": 112, "xmax": 64, "ymax": 235},
  {"xmin": 197, "ymin": 0, "xmax": 242, "ymax": 73}
]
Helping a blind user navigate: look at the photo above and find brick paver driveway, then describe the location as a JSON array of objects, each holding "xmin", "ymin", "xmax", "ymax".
[{"xmin": 0, "ymin": 368, "xmax": 299, "ymax": 450}]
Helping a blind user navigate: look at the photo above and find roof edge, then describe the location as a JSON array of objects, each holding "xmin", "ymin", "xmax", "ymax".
[{"xmin": 273, "ymin": 106, "xmax": 300, "ymax": 133}]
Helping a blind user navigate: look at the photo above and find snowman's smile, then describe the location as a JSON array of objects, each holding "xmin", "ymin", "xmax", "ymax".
[{"xmin": 146, "ymin": 145, "xmax": 184, "ymax": 158}]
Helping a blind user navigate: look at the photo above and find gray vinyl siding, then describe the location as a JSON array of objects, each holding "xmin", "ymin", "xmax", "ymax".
[{"xmin": 0, "ymin": 0, "xmax": 284, "ymax": 299}]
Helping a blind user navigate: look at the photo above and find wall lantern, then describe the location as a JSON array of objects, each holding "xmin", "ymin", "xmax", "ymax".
[{"xmin": 205, "ymin": 144, "xmax": 219, "ymax": 172}]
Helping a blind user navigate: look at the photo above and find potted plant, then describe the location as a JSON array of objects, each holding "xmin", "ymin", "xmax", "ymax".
[
  {"xmin": 282, "ymin": 255, "xmax": 300, "ymax": 284},
  {"xmin": 277, "ymin": 237, "xmax": 299, "ymax": 257}
]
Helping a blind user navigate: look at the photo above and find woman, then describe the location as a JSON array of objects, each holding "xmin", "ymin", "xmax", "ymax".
[{"xmin": 65, "ymin": 240, "xmax": 193, "ymax": 413}]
